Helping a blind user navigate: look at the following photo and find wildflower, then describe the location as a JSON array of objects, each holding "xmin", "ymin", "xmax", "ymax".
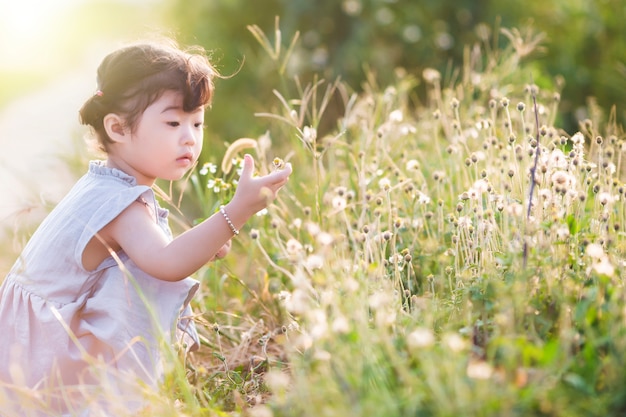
[
  {"xmin": 467, "ymin": 360, "xmax": 493, "ymax": 380},
  {"xmin": 309, "ymin": 309, "xmax": 328, "ymax": 339},
  {"xmin": 550, "ymin": 171, "xmax": 575, "ymax": 191},
  {"xmin": 389, "ymin": 109, "xmax": 403, "ymax": 122},
  {"xmin": 306, "ymin": 221, "xmax": 320, "ymax": 237},
  {"xmin": 332, "ymin": 196, "xmax": 347, "ymax": 211},
  {"xmin": 400, "ymin": 124, "xmax": 417, "ymax": 135},
  {"xmin": 207, "ymin": 178, "xmax": 230, "ymax": 193},
  {"xmin": 457, "ymin": 216, "xmax": 472, "ymax": 229},
  {"xmin": 285, "ymin": 289, "xmax": 309, "ymax": 315},
  {"xmin": 302, "ymin": 126, "xmax": 317, "ymax": 143},
  {"xmin": 368, "ymin": 291, "xmax": 391, "ymax": 310},
  {"xmin": 272, "ymin": 157, "xmax": 285, "ymax": 170},
  {"xmin": 388, "ymin": 253, "xmax": 404, "ymax": 265},
  {"xmin": 331, "ymin": 315, "xmax": 350, "ymax": 334},
  {"xmin": 555, "ymin": 226, "xmax": 569, "ymax": 241},
  {"xmin": 305, "ymin": 254, "xmax": 324, "ymax": 270},
  {"xmin": 406, "ymin": 159, "xmax": 420, "ymax": 171},
  {"xmin": 314, "ymin": 350, "xmax": 332, "ymax": 361},
  {"xmin": 378, "ymin": 177, "xmax": 392, "ymax": 191},
  {"xmin": 442, "ymin": 333, "xmax": 467, "ymax": 352},
  {"xmin": 586, "ymin": 243, "xmax": 604, "ymax": 259},
  {"xmin": 506, "ymin": 203, "xmax": 524, "ymax": 217},
  {"xmin": 407, "ymin": 327, "xmax": 435, "ymax": 349},
  {"xmin": 264, "ymin": 368, "xmax": 290, "ymax": 392},
  {"xmin": 199, "ymin": 162, "xmax": 217, "ymax": 176},
  {"xmin": 416, "ymin": 190, "xmax": 431, "ymax": 205},
  {"xmin": 286, "ymin": 239, "xmax": 304, "ymax": 256},
  {"xmin": 593, "ymin": 257, "xmax": 615, "ymax": 276},
  {"xmin": 316, "ymin": 232, "xmax": 334, "ymax": 246},
  {"xmin": 277, "ymin": 291, "xmax": 291, "ymax": 302},
  {"xmin": 598, "ymin": 192, "xmax": 615, "ymax": 206},
  {"xmin": 250, "ymin": 229, "xmax": 260, "ymax": 240},
  {"xmin": 422, "ymin": 68, "xmax": 441, "ymax": 84}
]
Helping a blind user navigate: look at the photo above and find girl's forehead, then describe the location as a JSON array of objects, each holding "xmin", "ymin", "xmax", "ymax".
[{"xmin": 149, "ymin": 91, "xmax": 204, "ymax": 114}]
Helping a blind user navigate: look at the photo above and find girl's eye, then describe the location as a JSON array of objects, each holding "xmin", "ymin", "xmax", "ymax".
[
  {"xmin": 167, "ymin": 122, "xmax": 180, "ymax": 127},
  {"xmin": 194, "ymin": 122, "xmax": 204, "ymax": 128}
]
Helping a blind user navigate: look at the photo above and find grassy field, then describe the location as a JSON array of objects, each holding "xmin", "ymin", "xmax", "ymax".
[{"xmin": 3, "ymin": 24, "xmax": 626, "ymax": 416}]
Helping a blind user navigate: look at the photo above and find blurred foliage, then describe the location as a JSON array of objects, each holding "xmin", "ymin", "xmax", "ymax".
[{"xmin": 165, "ymin": 0, "xmax": 626, "ymax": 140}]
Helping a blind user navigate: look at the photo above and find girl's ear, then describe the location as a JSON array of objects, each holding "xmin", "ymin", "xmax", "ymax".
[{"xmin": 103, "ymin": 113, "xmax": 128, "ymax": 143}]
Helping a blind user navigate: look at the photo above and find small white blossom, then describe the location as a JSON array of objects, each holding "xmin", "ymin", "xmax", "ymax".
[
  {"xmin": 586, "ymin": 243, "xmax": 605, "ymax": 259},
  {"xmin": 406, "ymin": 159, "xmax": 420, "ymax": 171},
  {"xmin": 305, "ymin": 254, "xmax": 324, "ymax": 270},
  {"xmin": 286, "ymin": 239, "xmax": 304, "ymax": 256},
  {"xmin": 467, "ymin": 361, "xmax": 493, "ymax": 380},
  {"xmin": 389, "ymin": 109, "xmax": 403, "ymax": 122},
  {"xmin": 199, "ymin": 162, "xmax": 217, "ymax": 175},
  {"xmin": 332, "ymin": 196, "xmax": 347, "ymax": 211},
  {"xmin": 442, "ymin": 333, "xmax": 467, "ymax": 352},
  {"xmin": 593, "ymin": 257, "xmax": 615, "ymax": 276},
  {"xmin": 378, "ymin": 177, "xmax": 392, "ymax": 191},
  {"xmin": 302, "ymin": 126, "xmax": 317, "ymax": 143},
  {"xmin": 407, "ymin": 327, "xmax": 435, "ymax": 349}
]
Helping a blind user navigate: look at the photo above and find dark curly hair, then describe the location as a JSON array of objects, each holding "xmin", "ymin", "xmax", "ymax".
[{"xmin": 79, "ymin": 39, "xmax": 217, "ymax": 151}]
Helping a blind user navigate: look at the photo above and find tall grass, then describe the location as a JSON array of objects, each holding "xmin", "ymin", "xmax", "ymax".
[
  {"xmin": 2, "ymin": 21, "xmax": 625, "ymax": 416},
  {"xmin": 180, "ymin": 22, "xmax": 626, "ymax": 417}
]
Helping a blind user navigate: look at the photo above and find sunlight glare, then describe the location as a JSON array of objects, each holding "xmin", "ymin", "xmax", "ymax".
[{"xmin": 0, "ymin": 0, "xmax": 85, "ymax": 70}]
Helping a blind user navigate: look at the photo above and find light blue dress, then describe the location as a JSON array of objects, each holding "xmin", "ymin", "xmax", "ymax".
[{"xmin": 0, "ymin": 161, "xmax": 199, "ymax": 413}]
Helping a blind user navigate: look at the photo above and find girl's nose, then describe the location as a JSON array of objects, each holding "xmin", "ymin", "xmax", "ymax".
[{"xmin": 182, "ymin": 125, "xmax": 197, "ymax": 146}]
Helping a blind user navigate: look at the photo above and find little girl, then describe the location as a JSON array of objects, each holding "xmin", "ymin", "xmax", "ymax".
[{"xmin": 0, "ymin": 40, "xmax": 291, "ymax": 413}]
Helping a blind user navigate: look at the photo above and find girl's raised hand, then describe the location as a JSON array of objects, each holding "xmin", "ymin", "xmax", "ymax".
[{"xmin": 229, "ymin": 154, "xmax": 292, "ymax": 218}]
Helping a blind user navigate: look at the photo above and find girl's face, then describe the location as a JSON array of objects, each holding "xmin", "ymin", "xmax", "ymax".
[{"xmin": 117, "ymin": 90, "xmax": 205, "ymax": 185}]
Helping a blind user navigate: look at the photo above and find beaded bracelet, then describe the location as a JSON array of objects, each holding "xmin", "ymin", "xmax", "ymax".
[{"xmin": 219, "ymin": 205, "xmax": 240, "ymax": 236}]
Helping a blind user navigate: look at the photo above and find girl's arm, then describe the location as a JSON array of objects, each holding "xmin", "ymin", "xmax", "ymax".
[{"xmin": 105, "ymin": 155, "xmax": 291, "ymax": 281}]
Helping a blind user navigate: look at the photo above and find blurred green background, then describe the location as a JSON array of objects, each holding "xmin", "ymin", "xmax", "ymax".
[
  {"xmin": 1, "ymin": 0, "xmax": 625, "ymax": 139},
  {"xmin": 169, "ymin": 0, "xmax": 626, "ymax": 139}
]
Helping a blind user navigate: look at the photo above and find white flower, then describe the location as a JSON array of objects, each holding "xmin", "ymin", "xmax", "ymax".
[
  {"xmin": 548, "ymin": 149, "xmax": 568, "ymax": 170},
  {"xmin": 406, "ymin": 159, "xmax": 420, "ymax": 171},
  {"xmin": 407, "ymin": 327, "xmax": 435, "ymax": 348},
  {"xmin": 467, "ymin": 360, "xmax": 493, "ymax": 380},
  {"xmin": 442, "ymin": 333, "xmax": 467, "ymax": 352},
  {"xmin": 284, "ymin": 289, "xmax": 309, "ymax": 315},
  {"xmin": 199, "ymin": 162, "xmax": 217, "ymax": 175},
  {"xmin": 389, "ymin": 109, "xmax": 403, "ymax": 122},
  {"xmin": 471, "ymin": 179, "xmax": 489, "ymax": 194},
  {"xmin": 555, "ymin": 226, "xmax": 570, "ymax": 241},
  {"xmin": 302, "ymin": 126, "xmax": 317, "ymax": 143},
  {"xmin": 586, "ymin": 243, "xmax": 605, "ymax": 259},
  {"xmin": 457, "ymin": 216, "xmax": 473, "ymax": 229},
  {"xmin": 316, "ymin": 232, "xmax": 334, "ymax": 246},
  {"xmin": 286, "ymin": 239, "xmax": 304, "ymax": 256},
  {"xmin": 416, "ymin": 190, "xmax": 431, "ymax": 205},
  {"xmin": 378, "ymin": 177, "xmax": 392, "ymax": 191},
  {"xmin": 593, "ymin": 257, "xmax": 615, "ymax": 276},
  {"xmin": 331, "ymin": 316, "xmax": 350, "ymax": 334},
  {"xmin": 305, "ymin": 254, "xmax": 324, "ymax": 270},
  {"xmin": 422, "ymin": 68, "xmax": 441, "ymax": 84},
  {"xmin": 332, "ymin": 196, "xmax": 347, "ymax": 211},
  {"xmin": 598, "ymin": 192, "xmax": 615, "ymax": 206}
]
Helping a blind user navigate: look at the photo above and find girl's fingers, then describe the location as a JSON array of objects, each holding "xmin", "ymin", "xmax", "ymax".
[{"xmin": 240, "ymin": 154, "xmax": 255, "ymax": 180}]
